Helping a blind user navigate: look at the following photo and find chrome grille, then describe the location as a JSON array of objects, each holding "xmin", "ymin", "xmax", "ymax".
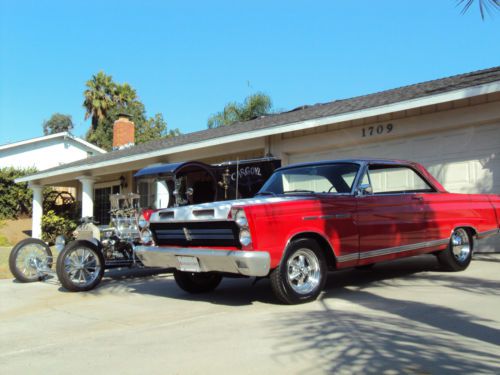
[{"xmin": 150, "ymin": 221, "xmax": 240, "ymax": 247}]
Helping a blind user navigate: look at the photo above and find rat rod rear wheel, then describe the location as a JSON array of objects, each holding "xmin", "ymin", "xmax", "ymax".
[
  {"xmin": 270, "ymin": 238, "xmax": 327, "ymax": 304},
  {"xmin": 173, "ymin": 271, "xmax": 223, "ymax": 293},
  {"xmin": 56, "ymin": 240, "xmax": 104, "ymax": 292},
  {"xmin": 9, "ymin": 238, "xmax": 53, "ymax": 282},
  {"xmin": 437, "ymin": 228, "xmax": 473, "ymax": 271}
]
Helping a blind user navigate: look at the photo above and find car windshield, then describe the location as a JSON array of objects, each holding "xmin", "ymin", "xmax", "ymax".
[{"xmin": 257, "ymin": 163, "xmax": 360, "ymax": 195}]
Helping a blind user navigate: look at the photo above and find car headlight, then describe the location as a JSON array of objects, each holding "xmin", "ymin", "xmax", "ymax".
[
  {"xmin": 138, "ymin": 214, "xmax": 148, "ymax": 229},
  {"xmin": 55, "ymin": 235, "xmax": 66, "ymax": 252},
  {"xmin": 231, "ymin": 208, "xmax": 248, "ymax": 227},
  {"xmin": 239, "ymin": 229, "xmax": 252, "ymax": 246},
  {"xmin": 140, "ymin": 229, "xmax": 153, "ymax": 245}
]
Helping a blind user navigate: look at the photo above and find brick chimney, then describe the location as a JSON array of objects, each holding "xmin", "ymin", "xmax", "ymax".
[{"xmin": 113, "ymin": 113, "xmax": 135, "ymax": 150}]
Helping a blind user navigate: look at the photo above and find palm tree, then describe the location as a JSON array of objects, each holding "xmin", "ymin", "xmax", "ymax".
[
  {"xmin": 207, "ymin": 93, "xmax": 272, "ymax": 128},
  {"xmin": 457, "ymin": 0, "xmax": 499, "ymax": 19},
  {"xmin": 83, "ymin": 71, "xmax": 116, "ymax": 131},
  {"xmin": 114, "ymin": 83, "xmax": 137, "ymax": 109}
]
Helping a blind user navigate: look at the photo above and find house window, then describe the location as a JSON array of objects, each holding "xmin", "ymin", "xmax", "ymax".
[
  {"xmin": 137, "ymin": 179, "xmax": 157, "ymax": 209},
  {"xmin": 94, "ymin": 184, "xmax": 120, "ymax": 225}
]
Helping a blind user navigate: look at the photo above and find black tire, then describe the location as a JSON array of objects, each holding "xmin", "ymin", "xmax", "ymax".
[
  {"xmin": 173, "ymin": 271, "xmax": 222, "ymax": 293},
  {"xmin": 9, "ymin": 238, "xmax": 52, "ymax": 282},
  {"xmin": 437, "ymin": 228, "xmax": 473, "ymax": 272},
  {"xmin": 270, "ymin": 238, "xmax": 327, "ymax": 304},
  {"xmin": 56, "ymin": 240, "xmax": 105, "ymax": 292}
]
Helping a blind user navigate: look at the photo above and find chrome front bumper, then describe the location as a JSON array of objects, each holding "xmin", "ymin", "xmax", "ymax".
[{"xmin": 135, "ymin": 246, "xmax": 271, "ymax": 277}]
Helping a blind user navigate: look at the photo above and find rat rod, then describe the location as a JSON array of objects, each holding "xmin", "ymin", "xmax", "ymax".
[
  {"xmin": 9, "ymin": 193, "xmax": 155, "ymax": 291},
  {"xmin": 136, "ymin": 159, "xmax": 500, "ymax": 304},
  {"xmin": 8, "ymin": 157, "xmax": 281, "ymax": 291}
]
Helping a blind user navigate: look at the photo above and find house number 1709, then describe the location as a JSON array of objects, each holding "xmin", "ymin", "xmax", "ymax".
[{"xmin": 362, "ymin": 123, "xmax": 394, "ymax": 137}]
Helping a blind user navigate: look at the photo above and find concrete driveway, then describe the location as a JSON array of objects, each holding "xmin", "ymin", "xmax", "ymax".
[{"xmin": 1, "ymin": 254, "xmax": 499, "ymax": 375}]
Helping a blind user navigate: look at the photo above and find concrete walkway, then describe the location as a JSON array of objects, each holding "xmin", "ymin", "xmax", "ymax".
[{"xmin": 1, "ymin": 254, "xmax": 499, "ymax": 374}]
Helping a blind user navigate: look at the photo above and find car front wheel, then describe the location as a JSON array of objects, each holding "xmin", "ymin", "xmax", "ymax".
[{"xmin": 270, "ymin": 238, "xmax": 327, "ymax": 304}]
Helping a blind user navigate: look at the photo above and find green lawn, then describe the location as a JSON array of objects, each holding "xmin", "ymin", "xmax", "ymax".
[{"xmin": 0, "ymin": 247, "xmax": 12, "ymax": 279}]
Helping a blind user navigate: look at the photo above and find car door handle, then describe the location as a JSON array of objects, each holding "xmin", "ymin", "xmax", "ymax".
[{"xmin": 412, "ymin": 196, "xmax": 423, "ymax": 201}]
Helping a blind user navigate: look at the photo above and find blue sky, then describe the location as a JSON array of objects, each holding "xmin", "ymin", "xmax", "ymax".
[{"xmin": 0, "ymin": 0, "xmax": 499, "ymax": 145}]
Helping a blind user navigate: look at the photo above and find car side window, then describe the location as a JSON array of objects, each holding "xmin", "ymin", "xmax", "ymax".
[
  {"xmin": 365, "ymin": 165, "xmax": 434, "ymax": 194},
  {"xmin": 284, "ymin": 173, "xmax": 332, "ymax": 192}
]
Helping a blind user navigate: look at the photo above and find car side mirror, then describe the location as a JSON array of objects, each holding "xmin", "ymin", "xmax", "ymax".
[{"xmin": 357, "ymin": 183, "xmax": 373, "ymax": 196}]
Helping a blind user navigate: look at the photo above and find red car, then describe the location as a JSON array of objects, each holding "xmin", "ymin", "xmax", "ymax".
[{"xmin": 136, "ymin": 159, "xmax": 500, "ymax": 304}]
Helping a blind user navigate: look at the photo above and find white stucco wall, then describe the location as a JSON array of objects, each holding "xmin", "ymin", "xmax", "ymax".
[{"xmin": 0, "ymin": 137, "xmax": 97, "ymax": 171}]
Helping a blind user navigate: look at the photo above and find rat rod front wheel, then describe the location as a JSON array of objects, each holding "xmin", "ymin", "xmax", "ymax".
[
  {"xmin": 56, "ymin": 240, "xmax": 104, "ymax": 292},
  {"xmin": 270, "ymin": 238, "xmax": 327, "ymax": 304},
  {"xmin": 9, "ymin": 238, "xmax": 53, "ymax": 282}
]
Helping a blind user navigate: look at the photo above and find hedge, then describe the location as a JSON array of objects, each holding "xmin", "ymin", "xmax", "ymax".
[{"xmin": 0, "ymin": 167, "xmax": 37, "ymax": 220}]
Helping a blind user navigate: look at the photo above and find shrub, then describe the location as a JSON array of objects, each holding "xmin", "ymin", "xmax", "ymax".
[
  {"xmin": 41, "ymin": 210, "xmax": 77, "ymax": 245},
  {"xmin": 0, "ymin": 167, "xmax": 37, "ymax": 219}
]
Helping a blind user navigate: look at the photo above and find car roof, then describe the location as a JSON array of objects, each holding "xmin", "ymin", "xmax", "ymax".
[{"xmin": 275, "ymin": 158, "xmax": 417, "ymax": 172}]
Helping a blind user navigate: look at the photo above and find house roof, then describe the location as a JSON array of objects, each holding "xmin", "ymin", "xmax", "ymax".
[
  {"xmin": 16, "ymin": 66, "xmax": 500, "ymax": 184},
  {"xmin": 0, "ymin": 132, "xmax": 107, "ymax": 154}
]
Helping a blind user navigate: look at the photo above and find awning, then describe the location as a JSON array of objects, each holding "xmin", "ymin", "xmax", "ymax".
[
  {"xmin": 134, "ymin": 161, "xmax": 213, "ymax": 178},
  {"xmin": 134, "ymin": 162, "xmax": 184, "ymax": 178}
]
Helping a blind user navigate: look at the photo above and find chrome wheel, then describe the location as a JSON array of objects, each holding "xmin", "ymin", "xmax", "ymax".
[
  {"xmin": 286, "ymin": 248, "xmax": 321, "ymax": 294},
  {"xmin": 63, "ymin": 247, "xmax": 102, "ymax": 287},
  {"xmin": 14, "ymin": 243, "xmax": 51, "ymax": 279},
  {"xmin": 451, "ymin": 228, "xmax": 471, "ymax": 263}
]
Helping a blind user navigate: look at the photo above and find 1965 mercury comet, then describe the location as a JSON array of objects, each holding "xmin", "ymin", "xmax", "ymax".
[{"xmin": 136, "ymin": 159, "xmax": 500, "ymax": 304}]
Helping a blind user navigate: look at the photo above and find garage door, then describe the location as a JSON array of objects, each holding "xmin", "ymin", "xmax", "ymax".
[{"xmin": 289, "ymin": 123, "xmax": 500, "ymax": 195}]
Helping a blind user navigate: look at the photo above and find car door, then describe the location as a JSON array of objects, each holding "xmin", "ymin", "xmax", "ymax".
[{"xmin": 356, "ymin": 164, "xmax": 430, "ymax": 263}]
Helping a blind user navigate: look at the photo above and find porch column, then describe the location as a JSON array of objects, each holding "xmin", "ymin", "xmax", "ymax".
[
  {"xmin": 78, "ymin": 176, "xmax": 97, "ymax": 218},
  {"xmin": 29, "ymin": 183, "xmax": 43, "ymax": 239}
]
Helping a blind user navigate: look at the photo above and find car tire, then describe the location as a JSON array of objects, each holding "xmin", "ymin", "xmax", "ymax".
[
  {"xmin": 270, "ymin": 238, "xmax": 327, "ymax": 304},
  {"xmin": 173, "ymin": 271, "xmax": 223, "ymax": 293},
  {"xmin": 437, "ymin": 228, "xmax": 473, "ymax": 272},
  {"xmin": 9, "ymin": 238, "xmax": 53, "ymax": 282},
  {"xmin": 56, "ymin": 240, "xmax": 105, "ymax": 292}
]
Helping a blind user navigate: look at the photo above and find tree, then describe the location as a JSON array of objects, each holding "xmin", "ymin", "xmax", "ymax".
[
  {"xmin": 83, "ymin": 72, "xmax": 180, "ymax": 150},
  {"xmin": 86, "ymin": 99, "xmax": 144, "ymax": 150},
  {"xmin": 42, "ymin": 113, "xmax": 74, "ymax": 135},
  {"xmin": 457, "ymin": 0, "xmax": 499, "ymax": 19},
  {"xmin": 207, "ymin": 93, "xmax": 273, "ymax": 129},
  {"xmin": 136, "ymin": 113, "xmax": 181, "ymax": 144},
  {"xmin": 83, "ymin": 71, "xmax": 117, "ymax": 133}
]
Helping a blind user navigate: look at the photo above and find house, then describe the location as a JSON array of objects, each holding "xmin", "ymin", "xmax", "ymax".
[
  {"xmin": 16, "ymin": 66, "xmax": 500, "ymax": 251},
  {"xmin": 0, "ymin": 132, "xmax": 106, "ymax": 171}
]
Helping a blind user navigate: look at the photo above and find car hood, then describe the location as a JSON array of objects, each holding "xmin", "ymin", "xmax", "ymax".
[{"xmin": 150, "ymin": 196, "xmax": 309, "ymax": 222}]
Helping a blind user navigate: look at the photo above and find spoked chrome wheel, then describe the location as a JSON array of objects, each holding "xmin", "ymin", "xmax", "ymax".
[
  {"xmin": 9, "ymin": 238, "xmax": 52, "ymax": 282},
  {"xmin": 286, "ymin": 248, "xmax": 321, "ymax": 294},
  {"xmin": 64, "ymin": 248, "xmax": 102, "ymax": 287},
  {"xmin": 451, "ymin": 228, "xmax": 471, "ymax": 263},
  {"xmin": 56, "ymin": 241, "xmax": 105, "ymax": 292},
  {"xmin": 437, "ymin": 227, "xmax": 473, "ymax": 272},
  {"xmin": 270, "ymin": 238, "xmax": 327, "ymax": 304}
]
